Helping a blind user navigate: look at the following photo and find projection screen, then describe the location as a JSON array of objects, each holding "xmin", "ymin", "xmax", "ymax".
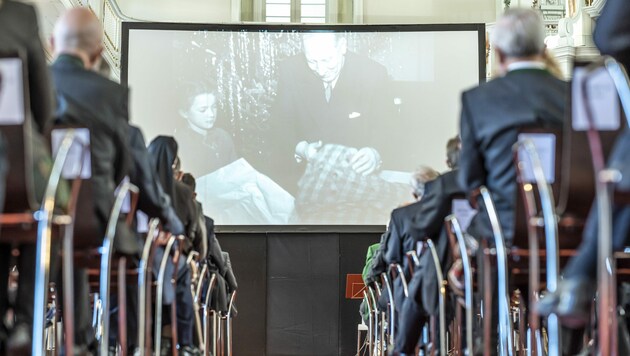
[{"xmin": 122, "ymin": 23, "xmax": 485, "ymax": 226}]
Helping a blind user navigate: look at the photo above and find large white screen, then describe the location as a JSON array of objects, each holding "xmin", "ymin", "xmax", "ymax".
[{"xmin": 125, "ymin": 25, "xmax": 482, "ymax": 226}]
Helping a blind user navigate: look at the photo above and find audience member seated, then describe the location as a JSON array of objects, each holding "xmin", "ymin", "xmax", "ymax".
[
  {"xmin": 458, "ymin": 9, "xmax": 567, "ymax": 244},
  {"xmin": 181, "ymin": 173, "xmax": 208, "ymax": 259},
  {"xmin": 537, "ymin": 0, "xmax": 630, "ymax": 326},
  {"xmin": 129, "ymin": 125, "xmax": 185, "ymax": 236},
  {"xmin": 0, "ymin": 1, "xmax": 57, "ymax": 351},
  {"xmin": 107, "ymin": 125, "xmax": 187, "ymax": 352},
  {"xmin": 457, "ymin": 8, "xmax": 567, "ymax": 352},
  {"xmin": 49, "ymin": 8, "xmax": 136, "ymax": 353},
  {"xmin": 147, "ymin": 136, "xmax": 202, "ymax": 356},
  {"xmin": 359, "ymin": 242, "xmax": 380, "ymax": 323},
  {"xmin": 383, "ymin": 166, "xmax": 439, "ymax": 329},
  {"xmin": 394, "ymin": 136, "xmax": 463, "ymax": 356}
]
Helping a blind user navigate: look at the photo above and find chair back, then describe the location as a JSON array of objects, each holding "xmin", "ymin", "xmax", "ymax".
[
  {"xmin": 556, "ymin": 62, "xmax": 625, "ymax": 219},
  {"xmin": 0, "ymin": 51, "xmax": 37, "ymax": 212},
  {"xmin": 50, "ymin": 125, "xmax": 101, "ymax": 248},
  {"xmin": 512, "ymin": 126, "xmax": 563, "ymax": 250}
]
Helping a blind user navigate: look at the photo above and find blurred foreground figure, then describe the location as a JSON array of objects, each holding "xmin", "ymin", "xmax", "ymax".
[
  {"xmin": 458, "ymin": 8, "xmax": 567, "ymax": 353},
  {"xmin": 537, "ymin": 0, "xmax": 630, "ymax": 328}
]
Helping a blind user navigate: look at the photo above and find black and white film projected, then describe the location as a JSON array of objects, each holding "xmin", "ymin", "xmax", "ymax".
[{"xmin": 125, "ymin": 25, "xmax": 483, "ymax": 225}]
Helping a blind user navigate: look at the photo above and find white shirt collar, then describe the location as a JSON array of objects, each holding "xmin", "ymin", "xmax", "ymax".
[{"xmin": 507, "ymin": 61, "xmax": 546, "ymax": 72}]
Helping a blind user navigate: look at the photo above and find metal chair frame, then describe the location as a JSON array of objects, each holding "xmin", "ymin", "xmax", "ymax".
[
  {"xmin": 224, "ymin": 290, "xmax": 237, "ymax": 356},
  {"xmin": 446, "ymin": 216, "xmax": 474, "ymax": 356},
  {"xmin": 514, "ymin": 137, "xmax": 562, "ymax": 355},
  {"xmin": 154, "ymin": 233, "xmax": 178, "ymax": 355},
  {"xmin": 581, "ymin": 57, "xmax": 630, "ymax": 356},
  {"xmin": 97, "ymin": 181, "xmax": 140, "ymax": 356},
  {"xmin": 203, "ymin": 273, "xmax": 218, "ymax": 356},
  {"xmin": 32, "ymin": 131, "xmax": 78, "ymax": 355},
  {"xmin": 478, "ymin": 186, "xmax": 515, "ymax": 356},
  {"xmin": 370, "ymin": 282, "xmax": 383, "ymax": 356},
  {"xmin": 380, "ymin": 272, "xmax": 396, "ymax": 349},
  {"xmin": 137, "ymin": 218, "xmax": 160, "ymax": 356}
]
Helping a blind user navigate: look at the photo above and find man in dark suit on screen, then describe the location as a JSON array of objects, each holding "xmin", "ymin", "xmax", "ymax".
[
  {"xmin": 458, "ymin": 8, "xmax": 567, "ymax": 352},
  {"xmin": 50, "ymin": 8, "xmax": 134, "ymax": 352},
  {"xmin": 271, "ymin": 32, "xmax": 393, "ymax": 190}
]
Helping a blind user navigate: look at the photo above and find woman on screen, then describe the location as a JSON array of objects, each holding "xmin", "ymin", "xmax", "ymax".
[{"xmin": 174, "ymin": 80, "xmax": 237, "ymax": 177}]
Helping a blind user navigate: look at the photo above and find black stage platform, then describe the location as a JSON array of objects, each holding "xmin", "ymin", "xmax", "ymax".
[{"xmin": 217, "ymin": 228, "xmax": 383, "ymax": 356}]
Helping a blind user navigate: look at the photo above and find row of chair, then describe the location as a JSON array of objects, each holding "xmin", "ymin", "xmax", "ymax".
[
  {"xmin": 357, "ymin": 57, "xmax": 630, "ymax": 355},
  {"xmin": 0, "ymin": 51, "xmax": 237, "ymax": 355}
]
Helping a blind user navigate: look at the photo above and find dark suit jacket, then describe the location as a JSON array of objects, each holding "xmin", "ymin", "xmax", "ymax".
[
  {"xmin": 594, "ymin": 0, "xmax": 630, "ymax": 69},
  {"xmin": 173, "ymin": 180, "xmax": 203, "ymax": 252},
  {"xmin": 0, "ymin": 0, "xmax": 53, "ymax": 133},
  {"xmin": 383, "ymin": 201, "xmax": 421, "ymax": 312},
  {"xmin": 384, "ymin": 197, "xmax": 427, "ymax": 272},
  {"xmin": 270, "ymin": 52, "xmax": 393, "ymax": 191},
  {"xmin": 459, "ymin": 68, "xmax": 567, "ymax": 241},
  {"xmin": 399, "ymin": 170, "xmax": 463, "ymax": 315},
  {"xmin": 204, "ymin": 216, "xmax": 227, "ymax": 276},
  {"xmin": 52, "ymin": 55, "xmax": 134, "ymax": 252},
  {"xmin": 128, "ymin": 125, "xmax": 184, "ymax": 235}
]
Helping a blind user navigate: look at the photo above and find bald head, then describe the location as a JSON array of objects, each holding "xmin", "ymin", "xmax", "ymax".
[{"xmin": 52, "ymin": 8, "xmax": 103, "ymax": 66}]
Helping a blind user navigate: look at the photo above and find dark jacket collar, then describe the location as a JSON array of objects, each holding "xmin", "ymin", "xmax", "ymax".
[
  {"xmin": 53, "ymin": 54, "xmax": 85, "ymax": 69},
  {"xmin": 506, "ymin": 67, "xmax": 551, "ymax": 76}
]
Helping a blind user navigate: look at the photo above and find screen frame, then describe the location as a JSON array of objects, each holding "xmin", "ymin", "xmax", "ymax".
[{"xmin": 121, "ymin": 22, "xmax": 487, "ymax": 233}]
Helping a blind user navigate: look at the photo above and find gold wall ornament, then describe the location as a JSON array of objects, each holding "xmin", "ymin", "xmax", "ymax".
[{"xmin": 568, "ymin": 0, "xmax": 576, "ymax": 17}]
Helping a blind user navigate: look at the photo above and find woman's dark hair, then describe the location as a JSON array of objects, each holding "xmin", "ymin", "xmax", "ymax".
[
  {"xmin": 148, "ymin": 136, "xmax": 179, "ymax": 200},
  {"xmin": 178, "ymin": 79, "xmax": 218, "ymax": 112}
]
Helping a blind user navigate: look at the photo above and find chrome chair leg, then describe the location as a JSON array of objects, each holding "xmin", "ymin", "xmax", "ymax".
[
  {"xmin": 62, "ymin": 224, "xmax": 76, "ymax": 356},
  {"xmin": 427, "ymin": 239, "xmax": 447, "ymax": 356},
  {"xmin": 137, "ymin": 219, "xmax": 159, "ymax": 356},
  {"xmin": 225, "ymin": 291, "xmax": 237, "ymax": 356},
  {"xmin": 448, "ymin": 216, "xmax": 474, "ymax": 355},
  {"xmin": 369, "ymin": 283, "xmax": 380, "ymax": 356},
  {"xmin": 100, "ymin": 182, "xmax": 139, "ymax": 356},
  {"xmin": 193, "ymin": 264, "xmax": 208, "ymax": 353},
  {"xmin": 203, "ymin": 274, "xmax": 217, "ymax": 356},
  {"xmin": 518, "ymin": 138, "xmax": 561, "ymax": 355},
  {"xmin": 364, "ymin": 290, "xmax": 374, "ymax": 356},
  {"xmin": 33, "ymin": 131, "xmax": 77, "ymax": 356},
  {"xmin": 154, "ymin": 236, "xmax": 177, "ymax": 355},
  {"xmin": 381, "ymin": 273, "xmax": 395, "ymax": 348},
  {"xmin": 479, "ymin": 187, "xmax": 515, "ymax": 356},
  {"xmin": 596, "ymin": 170, "xmax": 619, "ymax": 356}
]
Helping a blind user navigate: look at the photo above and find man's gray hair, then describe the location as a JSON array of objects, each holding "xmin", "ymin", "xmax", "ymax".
[
  {"xmin": 491, "ymin": 8, "xmax": 546, "ymax": 59},
  {"xmin": 410, "ymin": 166, "xmax": 440, "ymax": 199}
]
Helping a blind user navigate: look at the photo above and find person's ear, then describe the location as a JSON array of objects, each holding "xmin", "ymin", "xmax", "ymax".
[
  {"xmin": 49, "ymin": 36, "xmax": 56, "ymax": 54},
  {"xmin": 179, "ymin": 109, "xmax": 189, "ymax": 119},
  {"xmin": 495, "ymin": 48, "xmax": 506, "ymax": 65}
]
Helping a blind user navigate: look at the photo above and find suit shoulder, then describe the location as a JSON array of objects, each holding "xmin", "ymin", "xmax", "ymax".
[
  {"xmin": 391, "ymin": 200, "xmax": 422, "ymax": 220},
  {"xmin": 3, "ymin": 0, "xmax": 37, "ymax": 17},
  {"xmin": 440, "ymin": 169, "xmax": 464, "ymax": 193},
  {"xmin": 462, "ymin": 75, "xmax": 508, "ymax": 98}
]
